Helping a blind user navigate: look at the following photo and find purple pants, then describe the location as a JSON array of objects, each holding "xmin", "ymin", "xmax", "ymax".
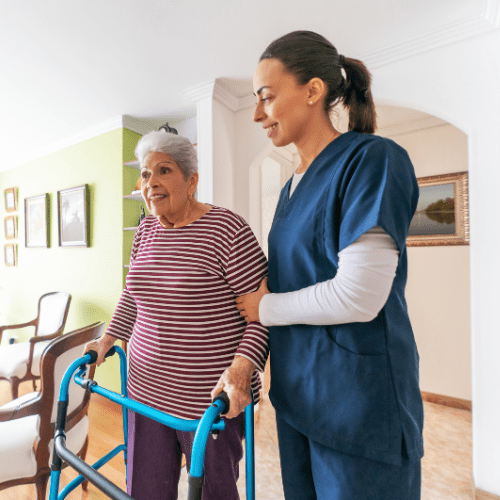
[{"xmin": 126, "ymin": 409, "xmax": 245, "ymax": 500}]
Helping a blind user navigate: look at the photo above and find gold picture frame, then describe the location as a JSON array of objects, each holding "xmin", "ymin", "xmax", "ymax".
[
  {"xmin": 4, "ymin": 243, "xmax": 17, "ymax": 267},
  {"xmin": 407, "ymin": 171, "xmax": 469, "ymax": 247},
  {"xmin": 4, "ymin": 187, "xmax": 18, "ymax": 213},
  {"xmin": 4, "ymin": 215, "xmax": 17, "ymax": 240}
]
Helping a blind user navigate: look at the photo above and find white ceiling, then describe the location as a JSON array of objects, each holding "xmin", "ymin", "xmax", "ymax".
[{"xmin": 0, "ymin": 0, "xmax": 494, "ymax": 171}]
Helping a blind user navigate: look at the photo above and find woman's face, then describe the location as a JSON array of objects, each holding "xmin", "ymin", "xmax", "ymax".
[
  {"xmin": 253, "ymin": 58, "xmax": 311, "ymax": 147},
  {"xmin": 140, "ymin": 151, "xmax": 197, "ymax": 220}
]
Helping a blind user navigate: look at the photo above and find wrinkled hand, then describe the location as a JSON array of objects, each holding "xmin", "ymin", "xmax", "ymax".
[
  {"xmin": 235, "ymin": 277, "xmax": 270, "ymax": 323},
  {"xmin": 211, "ymin": 356, "xmax": 255, "ymax": 419},
  {"xmin": 82, "ymin": 334, "xmax": 116, "ymax": 367}
]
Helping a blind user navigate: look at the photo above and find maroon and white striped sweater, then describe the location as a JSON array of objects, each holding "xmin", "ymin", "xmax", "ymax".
[{"xmin": 106, "ymin": 206, "xmax": 269, "ymax": 419}]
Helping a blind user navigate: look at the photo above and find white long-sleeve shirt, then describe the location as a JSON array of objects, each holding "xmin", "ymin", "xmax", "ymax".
[{"xmin": 259, "ymin": 171, "xmax": 400, "ymax": 327}]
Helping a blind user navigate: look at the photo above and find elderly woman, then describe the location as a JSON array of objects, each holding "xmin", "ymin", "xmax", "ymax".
[{"xmin": 84, "ymin": 130, "xmax": 269, "ymax": 500}]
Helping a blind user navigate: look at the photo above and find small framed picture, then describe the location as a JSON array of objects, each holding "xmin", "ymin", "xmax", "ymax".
[
  {"xmin": 407, "ymin": 172, "xmax": 469, "ymax": 247},
  {"xmin": 4, "ymin": 188, "xmax": 18, "ymax": 213},
  {"xmin": 4, "ymin": 216, "xmax": 17, "ymax": 240},
  {"xmin": 25, "ymin": 194, "xmax": 50, "ymax": 248},
  {"xmin": 58, "ymin": 184, "xmax": 89, "ymax": 247},
  {"xmin": 4, "ymin": 244, "xmax": 17, "ymax": 267}
]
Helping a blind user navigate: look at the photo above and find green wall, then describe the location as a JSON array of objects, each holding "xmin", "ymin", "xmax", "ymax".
[{"xmin": 0, "ymin": 127, "xmax": 142, "ymax": 392}]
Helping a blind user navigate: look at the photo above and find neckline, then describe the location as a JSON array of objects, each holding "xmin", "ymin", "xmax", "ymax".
[
  {"xmin": 155, "ymin": 204, "xmax": 213, "ymax": 230},
  {"xmin": 285, "ymin": 132, "xmax": 353, "ymax": 203}
]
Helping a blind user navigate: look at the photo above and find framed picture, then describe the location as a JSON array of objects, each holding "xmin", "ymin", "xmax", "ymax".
[
  {"xmin": 4, "ymin": 187, "xmax": 17, "ymax": 213},
  {"xmin": 4, "ymin": 216, "xmax": 17, "ymax": 240},
  {"xmin": 25, "ymin": 194, "xmax": 50, "ymax": 248},
  {"xmin": 407, "ymin": 171, "xmax": 469, "ymax": 247},
  {"xmin": 4, "ymin": 244, "xmax": 17, "ymax": 267},
  {"xmin": 58, "ymin": 184, "xmax": 89, "ymax": 247}
]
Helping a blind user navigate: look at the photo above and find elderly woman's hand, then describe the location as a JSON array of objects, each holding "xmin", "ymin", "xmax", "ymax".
[
  {"xmin": 211, "ymin": 356, "xmax": 255, "ymax": 419},
  {"xmin": 82, "ymin": 334, "xmax": 117, "ymax": 367},
  {"xmin": 235, "ymin": 277, "xmax": 270, "ymax": 323}
]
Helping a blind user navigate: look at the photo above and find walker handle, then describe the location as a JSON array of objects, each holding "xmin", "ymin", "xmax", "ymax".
[
  {"xmin": 86, "ymin": 346, "xmax": 116, "ymax": 365},
  {"xmin": 212, "ymin": 391, "xmax": 230, "ymax": 415}
]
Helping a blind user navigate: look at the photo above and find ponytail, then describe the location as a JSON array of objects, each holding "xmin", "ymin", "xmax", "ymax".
[{"xmin": 340, "ymin": 56, "xmax": 377, "ymax": 134}]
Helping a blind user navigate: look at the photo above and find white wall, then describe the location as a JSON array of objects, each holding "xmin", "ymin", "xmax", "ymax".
[
  {"xmin": 234, "ymin": 106, "xmax": 269, "ymax": 223},
  {"xmin": 372, "ymin": 29, "xmax": 500, "ymax": 495},
  {"xmin": 388, "ymin": 125, "xmax": 471, "ymax": 400}
]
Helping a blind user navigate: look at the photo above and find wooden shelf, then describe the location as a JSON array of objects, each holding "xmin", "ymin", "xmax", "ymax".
[
  {"xmin": 123, "ymin": 192, "xmax": 143, "ymax": 201},
  {"xmin": 123, "ymin": 159, "xmax": 140, "ymax": 170}
]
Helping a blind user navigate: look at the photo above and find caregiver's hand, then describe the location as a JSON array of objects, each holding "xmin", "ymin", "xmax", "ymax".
[
  {"xmin": 235, "ymin": 277, "xmax": 270, "ymax": 323},
  {"xmin": 211, "ymin": 356, "xmax": 255, "ymax": 419}
]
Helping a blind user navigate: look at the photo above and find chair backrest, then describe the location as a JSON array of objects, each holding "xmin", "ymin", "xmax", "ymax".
[
  {"xmin": 37, "ymin": 292, "xmax": 71, "ymax": 336},
  {"xmin": 36, "ymin": 322, "xmax": 105, "ymax": 466}
]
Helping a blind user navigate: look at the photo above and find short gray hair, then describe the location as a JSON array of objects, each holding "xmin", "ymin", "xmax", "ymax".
[{"xmin": 135, "ymin": 130, "xmax": 198, "ymax": 179}]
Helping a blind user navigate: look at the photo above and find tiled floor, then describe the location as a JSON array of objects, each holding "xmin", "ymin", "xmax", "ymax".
[
  {"xmin": 0, "ymin": 385, "xmax": 476, "ymax": 499},
  {"xmin": 181, "ymin": 395, "xmax": 474, "ymax": 499}
]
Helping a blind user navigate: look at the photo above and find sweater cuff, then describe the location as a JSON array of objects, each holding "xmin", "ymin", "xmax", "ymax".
[{"xmin": 259, "ymin": 292, "xmax": 290, "ymax": 327}]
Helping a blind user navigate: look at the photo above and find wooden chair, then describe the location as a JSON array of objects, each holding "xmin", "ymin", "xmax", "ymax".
[
  {"xmin": 0, "ymin": 322, "xmax": 105, "ymax": 500},
  {"xmin": 0, "ymin": 292, "xmax": 71, "ymax": 399}
]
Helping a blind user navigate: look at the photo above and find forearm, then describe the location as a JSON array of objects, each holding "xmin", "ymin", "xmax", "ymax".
[
  {"xmin": 101, "ymin": 332, "xmax": 120, "ymax": 350},
  {"xmin": 231, "ymin": 355, "xmax": 256, "ymax": 379},
  {"xmin": 259, "ymin": 229, "xmax": 399, "ymax": 327}
]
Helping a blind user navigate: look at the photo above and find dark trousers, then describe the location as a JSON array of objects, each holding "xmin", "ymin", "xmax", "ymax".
[
  {"xmin": 276, "ymin": 414, "xmax": 421, "ymax": 500},
  {"xmin": 126, "ymin": 409, "xmax": 245, "ymax": 500}
]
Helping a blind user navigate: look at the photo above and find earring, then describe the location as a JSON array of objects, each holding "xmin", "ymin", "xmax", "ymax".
[{"xmin": 309, "ymin": 101, "xmax": 313, "ymax": 105}]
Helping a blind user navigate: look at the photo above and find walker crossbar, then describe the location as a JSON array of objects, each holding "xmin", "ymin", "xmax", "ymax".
[{"xmin": 49, "ymin": 346, "xmax": 255, "ymax": 500}]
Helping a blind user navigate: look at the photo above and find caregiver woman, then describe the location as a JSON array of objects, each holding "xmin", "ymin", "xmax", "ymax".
[{"xmin": 236, "ymin": 31, "xmax": 424, "ymax": 499}]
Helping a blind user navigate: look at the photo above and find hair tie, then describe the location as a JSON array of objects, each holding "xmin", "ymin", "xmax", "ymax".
[{"xmin": 338, "ymin": 54, "xmax": 346, "ymax": 67}]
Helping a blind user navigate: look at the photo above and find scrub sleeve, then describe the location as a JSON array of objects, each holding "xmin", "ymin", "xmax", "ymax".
[{"xmin": 266, "ymin": 131, "xmax": 424, "ymax": 496}]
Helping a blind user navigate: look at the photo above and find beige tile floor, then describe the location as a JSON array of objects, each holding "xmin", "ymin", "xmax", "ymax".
[
  {"xmin": 0, "ymin": 387, "xmax": 476, "ymax": 499},
  {"xmin": 182, "ymin": 395, "xmax": 474, "ymax": 499}
]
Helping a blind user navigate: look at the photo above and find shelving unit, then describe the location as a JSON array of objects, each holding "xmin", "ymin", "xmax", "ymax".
[
  {"xmin": 123, "ymin": 150, "xmax": 146, "ymax": 281},
  {"xmin": 123, "ymin": 192, "xmax": 143, "ymax": 201},
  {"xmin": 123, "ymin": 159, "xmax": 140, "ymax": 169}
]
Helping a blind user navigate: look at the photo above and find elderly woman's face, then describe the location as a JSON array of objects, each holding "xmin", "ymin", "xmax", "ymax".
[{"xmin": 140, "ymin": 151, "xmax": 197, "ymax": 220}]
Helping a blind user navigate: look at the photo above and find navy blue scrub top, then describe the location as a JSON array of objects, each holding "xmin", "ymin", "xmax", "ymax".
[{"xmin": 267, "ymin": 131, "xmax": 424, "ymax": 466}]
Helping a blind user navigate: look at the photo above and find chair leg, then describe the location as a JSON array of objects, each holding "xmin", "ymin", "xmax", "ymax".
[
  {"xmin": 33, "ymin": 378, "xmax": 37, "ymax": 391},
  {"xmin": 35, "ymin": 472, "xmax": 50, "ymax": 500},
  {"xmin": 80, "ymin": 436, "xmax": 89, "ymax": 491},
  {"xmin": 10, "ymin": 377, "xmax": 20, "ymax": 400}
]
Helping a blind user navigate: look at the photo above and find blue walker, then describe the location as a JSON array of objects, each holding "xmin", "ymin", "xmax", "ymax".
[{"xmin": 48, "ymin": 346, "xmax": 255, "ymax": 500}]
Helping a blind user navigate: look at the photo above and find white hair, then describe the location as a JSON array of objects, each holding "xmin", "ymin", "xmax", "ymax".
[{"xmin": 135, "ymin": 130, "xmax": 198, "ymax": 179}]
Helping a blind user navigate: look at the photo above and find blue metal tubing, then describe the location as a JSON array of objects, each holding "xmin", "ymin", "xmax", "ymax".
[
  {"xmin": 189, "ymin": 394, "xmax": 255, "ymax": 500},
  {"xmin": 245, "ymin": 401, "xmax": 256, "ymax": 500},
  {"xmin": 51, "ymin": 348, "xmax": 255, "ymax": 500},
  {"xmin": 189, "ymin": 399, "xmax": 228, "ymax": 478},
  {"xmin": 73, "ymin": 376, "xmax": 226, "ymax": 433}
]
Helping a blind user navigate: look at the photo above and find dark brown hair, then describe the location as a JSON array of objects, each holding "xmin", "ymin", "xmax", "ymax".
[{"xmin": 260, "ymin": 31, "xmax": 376, "ymax": 133}]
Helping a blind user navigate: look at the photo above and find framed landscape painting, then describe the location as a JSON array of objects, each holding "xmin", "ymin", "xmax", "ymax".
[
  {"xmin": 58, "ymin": 184, "xmax": 89, "ymax": 247},
  {"xmin": 25, "ymin": 194, "xmax": 50, "ymax": 248},
  {"xmin": 407, "ymin": 172, "xmax": 469, "ymax": 247}
]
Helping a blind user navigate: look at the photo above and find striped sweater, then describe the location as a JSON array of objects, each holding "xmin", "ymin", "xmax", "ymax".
[{"xmin": 106, "ymin": 206, "xmax": 269, "ymax": 419}]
